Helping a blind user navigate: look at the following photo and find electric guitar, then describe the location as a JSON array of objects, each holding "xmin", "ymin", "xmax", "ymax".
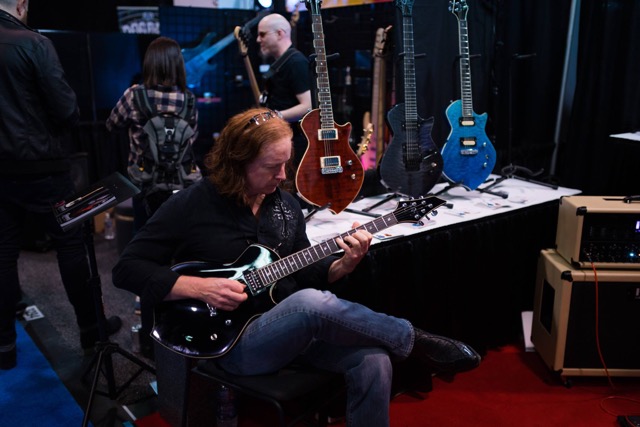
[
  {"xmin": 234, "ymin": 25, "xmax": 262, "ymax": 107},
  {"xmin": 296, "ymin": 0, "xmax": 365, "ymax": 214},
  {"xmin": 378, "ymin": 0, "xmax": 443, "ymax": 198},
  {"xmin": 182, "ymin": 10, "xmax": 269, "ymax": 91},
  {"xmin": 151, "ymin": 196, "xmax": 446, "ymax": 358},
  {"xmin": 440, "ymin": 0, "xmax": 496, "ymax": 190},
  {"xmin": 365, "ymin": 25, "xmax": 392, "ymax": 170}
]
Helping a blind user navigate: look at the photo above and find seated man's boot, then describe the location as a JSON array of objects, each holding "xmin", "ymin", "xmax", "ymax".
[{"xmin": 410, "ymin": 327, "xmax": 481, "ymax": 375}]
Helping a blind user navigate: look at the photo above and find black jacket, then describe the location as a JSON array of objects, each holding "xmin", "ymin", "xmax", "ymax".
[{"xmin": 0, "ymin": 10, "xmax": 79, "ymax": 175}]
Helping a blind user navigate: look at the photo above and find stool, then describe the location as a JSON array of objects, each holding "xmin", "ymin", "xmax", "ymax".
[{"xmin": 190, "ymin": 360, "xmax": 346, "ymax": 427}]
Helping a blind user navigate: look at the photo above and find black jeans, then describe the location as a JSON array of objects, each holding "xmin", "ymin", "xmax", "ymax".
[{"xmin": 0, "ymin": 172, "xmax": 96, "ymax": 346}]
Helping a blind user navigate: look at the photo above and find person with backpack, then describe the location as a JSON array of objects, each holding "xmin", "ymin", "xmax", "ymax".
[
  {"xmin": 106, "ymin": 36, "xmax": 201, "ymax": 234},
  {"xmin": 0, "ymin": 0, "xmax": 122, "ymax": 369},
  {"xmin": 106, "ymin": 36, "xmax": 200, "ymax": 358}
]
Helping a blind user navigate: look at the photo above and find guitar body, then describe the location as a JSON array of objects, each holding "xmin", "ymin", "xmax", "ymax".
[
  {"xmin": 441, "ymin": 99, "xmax": 496, "ymax": 190},
  {"xmin": 151, "ymin": 196, "xmax": 446, "ymax": 358},
  {"xmin": 152, "ymin": 245, "xmax": 279, "ymax": 358},
  {"xmin": 296, "ymin": 109, "xmax": 364, "ymax": 214},
  {"xmin": 378, "ymin": 104, "xmax": 443, "ymax": 197}
]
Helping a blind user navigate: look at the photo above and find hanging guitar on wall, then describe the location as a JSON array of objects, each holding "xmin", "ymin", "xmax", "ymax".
[
  {"xmin": 296, "ymin": 0, "xmax": 365, "ymax": 215},
  {"xmin": 378, "ymin": 0, "xmax": 443, "ymax": 198},
  {"xmin": 440, "ymin": 0, "xmax": 496, "ymax": 191},
  {"xmin": 182, "ymin": 10, "xmax": 269, "ymax": 92}
]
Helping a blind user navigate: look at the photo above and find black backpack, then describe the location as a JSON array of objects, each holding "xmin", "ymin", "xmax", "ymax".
[{"xmin": 129, "ymin": 86, "xmax": 201, "ymax": 196}]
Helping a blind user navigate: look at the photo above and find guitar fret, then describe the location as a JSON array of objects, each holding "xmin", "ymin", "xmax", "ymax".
[
  {"xmin": 458, "ymin": 19, "xmax": 473, "ymax": 118},
  {"xmin": 310, "ymin": 6, "xmax": 335, "ymax": 128}
]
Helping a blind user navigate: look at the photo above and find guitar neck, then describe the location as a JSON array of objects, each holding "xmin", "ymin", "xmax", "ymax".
[
  {"xmin": 457, "ymin": 17, "xmax": 474, "ymax": 119},
  {"xmin": 242, "ymin": 52, "xmax": 261, "ymax": 106},
  {"xmin": 371, "ymin": 27, "xmax": 390, "ymax": 167},
  {"xmin": 310, "ymin": 11, "xmax": 336, "ymax": 130},
  {"xmin": 401, "ymin": 14, "xmax": 418, "ymax": 132},
  {"xmin": 253, "ymin": 215, "xmax": 395, "ymax": 288}
]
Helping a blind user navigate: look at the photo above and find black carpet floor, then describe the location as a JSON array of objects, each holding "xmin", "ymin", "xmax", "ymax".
[{"xmin": 16, "ymin": 231, "xmax": 157, "ymax": 426}]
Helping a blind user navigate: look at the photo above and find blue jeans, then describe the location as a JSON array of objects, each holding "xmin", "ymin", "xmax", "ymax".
[
  {"xmin": 217, "ymin": 288, "xmax": 415, "ymax": 427},
  {"xmin": 0, "ymin": 173, "xmax": 95, "ymax": 347}
]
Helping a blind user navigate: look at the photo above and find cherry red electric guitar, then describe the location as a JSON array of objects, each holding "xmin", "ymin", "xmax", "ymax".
[{"xmin": 295, "ymin": 0, "xmax": 365, "ymax": 215}]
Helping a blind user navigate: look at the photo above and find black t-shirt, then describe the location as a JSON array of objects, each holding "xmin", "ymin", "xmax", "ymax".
[{"xmin": 264, "ymin": 46, "xmax": 310, "ymax": 112}]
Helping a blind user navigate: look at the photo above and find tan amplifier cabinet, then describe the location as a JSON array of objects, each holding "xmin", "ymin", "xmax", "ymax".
[
  {"xmin": 531, "ymin": 249, "xmax": 640, "ymax": 378},
  {"xmin": 555, "ymin": 195, "xmax": 640, "ymax": 269}
]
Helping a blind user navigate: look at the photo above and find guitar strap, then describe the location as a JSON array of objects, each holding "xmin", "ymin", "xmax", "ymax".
[
  {"xmin": 261, "ymin": 46, "xmax": 298, "ymax": 105},
  {"xmin": 263, "ymin": 46, "xmax": 297, "ymax": 80}
]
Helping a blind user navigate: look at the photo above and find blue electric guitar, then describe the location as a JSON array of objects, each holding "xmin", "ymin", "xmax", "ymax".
[
  {"xmin": 182, "ymin": 10, "xmax": 269, "ymax": 91},
  {"xmin": 440, "ymin": 0, "xmax": 496, "ymax": 190},
  {"xmin": 378, "ymin": 0, "xmax": 443, "ymax": 198}
]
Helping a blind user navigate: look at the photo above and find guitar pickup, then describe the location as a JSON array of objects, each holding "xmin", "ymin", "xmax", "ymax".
[
  {"xmin": 320, "ymin": 156, "xmax": 344, "ymax": 175},
  {"xmin": 459, "ymin": 136, "xmax": 478, "ymax": 155},
  {"xmin": 317, "ymin": 128, "xmax": 338, "ymax": 140}
]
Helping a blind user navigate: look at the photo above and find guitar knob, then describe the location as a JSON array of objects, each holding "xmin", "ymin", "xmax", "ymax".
[
  {"xmin": 346, "ymin": 160, "xmax": 353, "ymax": 166},
  {"xmin": 224, "ymin": 319, "xmax": 233, "ymax": 326},
  {"xmin": 350, "ymin": 174, "xmax": 356, "ymax": 180},
  {"xmin": 210, "ymin": 333, "xmax": 218, "ymax": 341}
]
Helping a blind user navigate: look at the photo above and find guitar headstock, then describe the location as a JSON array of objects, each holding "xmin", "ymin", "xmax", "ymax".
[
  {"xmin": 234, "ymin": 26, "xmax": 249, "ymax": 56},
  {"xmin": 305, "ymin": 0, "xmax": 322, "ymax": 15},
  {"xmin": 290, "ymin": 1, "xmax": 300, "ymax": 28},
  {"xmin": 393, "ymin": 196, "xmax": 447, "ymax": 224},
  {"xmin": 449, "ymin": 0, "xmax": 469, "ymax": 20},
  {"xmin": 394, "ymin": 0, "xmax": 414, "ymax": 17},
  {"xmin": 374, "ymin": 26, "xmax": 392, "ymax": 58}
]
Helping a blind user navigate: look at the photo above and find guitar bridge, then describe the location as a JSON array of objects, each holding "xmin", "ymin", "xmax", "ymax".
[
  {"xmin": 459, "ymin": 137, "xmax": 478, "ymax": 155},
  {"xmin": 320, "ymin": 156, "xmax": 344, "ymax": 175}
]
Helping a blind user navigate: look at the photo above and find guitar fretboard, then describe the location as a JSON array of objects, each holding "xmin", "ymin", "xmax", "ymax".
[
  {"xmin": 310, "ymin": 12, "xmax": 336, "ymax": 132},
  {"xmin": 245, "ymin": 196, "xmax": 442, "ymax": 293},
  {"xmin": 400, "ymin": 12, "xmax": 421, "ymax": 169},
  {"xmin": 457, "ymin": 17, "xmax": 474, "ymax": 119}
]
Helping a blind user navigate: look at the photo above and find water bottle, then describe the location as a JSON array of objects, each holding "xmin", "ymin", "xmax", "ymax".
[
  {"xmin": 104, "ymin": 212, "xmax": 115, "ymax": 240},
  {"xmin": 216, "ymin": 384, "xmax": 238, "ymax": 427}
]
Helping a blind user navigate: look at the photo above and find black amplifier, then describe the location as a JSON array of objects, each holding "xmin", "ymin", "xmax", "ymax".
[{"xmin": 555, "ymin": 195, "xmax": 640, "ymax": 269}]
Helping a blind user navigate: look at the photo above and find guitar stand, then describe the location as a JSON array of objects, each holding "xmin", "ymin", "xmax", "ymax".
[
  {"xmin": 304, "ymin": 202, "xmax": 331, "ymax": 222},
  {"xmin": 80, "ymin": 220, "xmax": 156, "ymax": 427},
  {"xmin": 359, "ymin": 192, "xmax": 405, "ymax": 213},
  {"xmin": 479, "ymin": 53, "xmax": 557, "ymax": 195},
  {"xmin": 435, "ymin": 180, "xmax": 509, "ymax": 199},
  {"xmin": 482, "ymin": 164, "xmax": 559, "ymax": 192}
]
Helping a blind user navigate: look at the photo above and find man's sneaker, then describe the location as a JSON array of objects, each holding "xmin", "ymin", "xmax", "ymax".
[
  {"xmin": 80, "ymin": 316, "xmax": 123, "ymax": 352},
  {"xmin": 0, "ymin": 343, "xmax": 17, "ymax": 370}
]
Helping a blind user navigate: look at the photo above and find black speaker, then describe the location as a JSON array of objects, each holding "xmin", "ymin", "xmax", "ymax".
[{"xmin": 531, "ymin": 249, "xmax": 640, "ymax": 378}]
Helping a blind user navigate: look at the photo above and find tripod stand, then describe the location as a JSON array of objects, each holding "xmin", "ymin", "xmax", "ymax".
[
  {"xmin": 52, "ymin": 172, "xmax": 155, "ymax": 427},
  {"xmin": 80, "ymin": 218, "xmax": 155, "ymax": 427}
]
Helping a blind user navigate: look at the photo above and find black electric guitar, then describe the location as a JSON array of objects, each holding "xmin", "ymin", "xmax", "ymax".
[
  {"xmin": 296, "ymin": 0, "xmax": 365, "ymax": 215},
  {"xmin": 378, "ymin": 0, "xmax": 443, "ymax": 198},
  {"xmin": 182, "ymin": 10, "xmax": 269, "ymax": 91},
  {"xmin": 440, "ymin": 0, "xmax": 496, "ymax": 190},
  {"xmin": 152, "ymin": 196, "xmax": 446, "ymax": 358}
]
